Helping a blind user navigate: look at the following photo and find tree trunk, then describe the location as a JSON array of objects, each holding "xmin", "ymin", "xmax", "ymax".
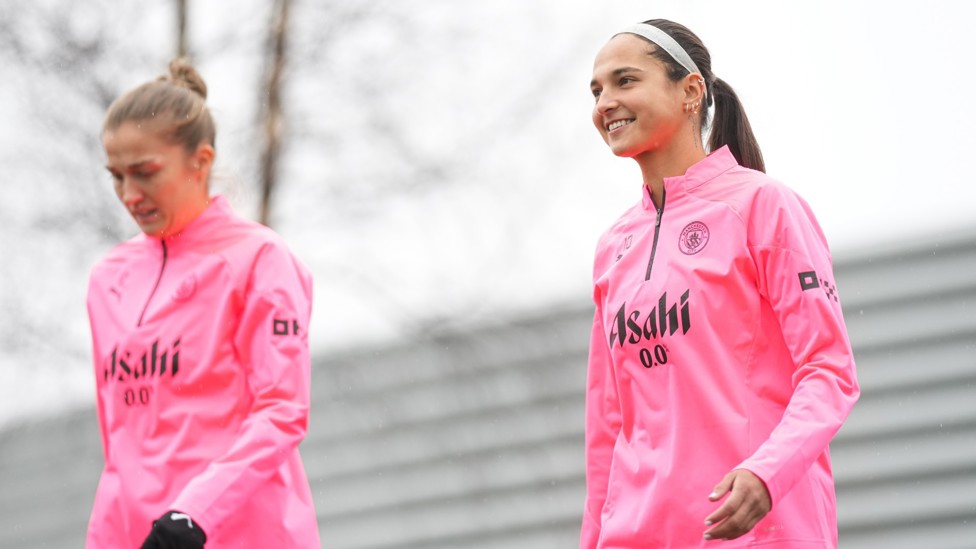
[
  {"xmin": 176, "ymin": 0, "xmax": 188, "ymax": 58},
  {"xmin": 258, "ymin": 0, "xmax": 289, "ymax": 227}
]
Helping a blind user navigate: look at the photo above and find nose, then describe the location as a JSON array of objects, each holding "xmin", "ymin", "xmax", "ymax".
[
  {"xmin": 117, "ymin": 177, "xmax": 143, "ymax": 208},
  {"xmin": 595, "ymin": 89, "xmax": 618, "ymax": 117}
]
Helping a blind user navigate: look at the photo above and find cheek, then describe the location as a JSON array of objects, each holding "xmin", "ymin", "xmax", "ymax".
[{"xmin": 592, "ymin": 108, "xmax": 607, "ymax": 135}]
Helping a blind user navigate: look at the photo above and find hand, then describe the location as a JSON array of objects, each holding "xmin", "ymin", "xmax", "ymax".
[
  {"xmin": 703, "ymin": 469, "xmax": 771, "ymax": 541},
  {"xmin": 140, "ymin": 511, "xmax": 207, "ymax": 549}
]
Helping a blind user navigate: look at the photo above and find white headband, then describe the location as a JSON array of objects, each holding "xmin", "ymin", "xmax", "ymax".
[{"xmin": 617, "ymin": 23, "xmax": 703, "ymax": 82}]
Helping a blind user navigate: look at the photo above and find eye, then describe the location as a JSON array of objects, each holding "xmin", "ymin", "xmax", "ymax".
[
  {"xmin": 618, "ymin": 76, "xmax": 635, "ymax": 86},
  {"xmin": 129, "ymin": 165, "xmax": 160, "ymax": 183},
  {"xmin": 591, "ymin": 87, "xmax": 602, "ymax": 100}
]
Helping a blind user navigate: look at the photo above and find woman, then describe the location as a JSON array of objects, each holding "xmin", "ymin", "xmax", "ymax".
[
  {"xmin": 87, "ymin": 59, "xmax": 320, "ymax": 548},
  {"xmin": 582, "ymin": 20, "xmax": 860, "ymax": 548}
]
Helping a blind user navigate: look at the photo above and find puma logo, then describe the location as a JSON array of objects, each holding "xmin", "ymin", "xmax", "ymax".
[{"xmin": 170, "ymin": 512, "xmax": 194, "ymax": 529}]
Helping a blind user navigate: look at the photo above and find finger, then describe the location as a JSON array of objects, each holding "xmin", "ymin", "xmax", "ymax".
[
  {"xmin": 704, "ymin": 471, "xmax": 742, "ymax": 525},
  {"xmin": 705, "ymin": 497, "xmax": 763, "ymax": 541},
  {"xmin": 708, "ymin": 471, "xmax": 735, "ymax": 502},
  {"xmin": 704, "ymin": 476, "xmax": 770, "ymax": 540},
  {"xmin": 704, "ymin": 488, "xmax": 743, "ymax": 527}
]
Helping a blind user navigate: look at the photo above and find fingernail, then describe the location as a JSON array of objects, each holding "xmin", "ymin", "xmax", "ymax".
[
  {"xmin": 704, "ymin": 520, "xmax": 713, "ymax": 526},
  {"xmin": 704, "ymin": 534, "xmax": 713, "ymax": 540},
  {"xmin": 708, "ymin": 492, "xmax": 718, "ymax": 498}
]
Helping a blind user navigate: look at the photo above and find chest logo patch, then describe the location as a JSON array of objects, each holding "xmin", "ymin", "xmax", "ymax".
[
  {"xmin": 616, "ymin": 234, "xmax": 634, "ymax": 262},
  {"xmin": 679, "ymin": 221, "xmax": 710, "ymax": 255},
  {"xmin": 172, "ymin": 274, "xmax": 197, "ymax": 302}
]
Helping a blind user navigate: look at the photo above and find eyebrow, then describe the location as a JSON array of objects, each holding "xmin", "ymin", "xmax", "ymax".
[
  {"xmin": 591, "ymin": 66, "xmax": 644, "ymax": 88},
  {"xmin": 105, "ymin": 159, "xmax": 162, "ymax": 173}
]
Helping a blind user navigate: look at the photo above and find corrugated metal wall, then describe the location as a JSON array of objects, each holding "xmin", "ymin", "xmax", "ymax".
[
  {"xmin": 830, "ymin": 230, "xmax": 976, "ymax": 548},
  {"xmin": 1, "ymin": 229, "xmax": 974, "ymax": 548}
]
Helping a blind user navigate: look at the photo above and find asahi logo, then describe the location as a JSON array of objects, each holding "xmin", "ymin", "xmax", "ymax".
[
  {"xmin": 105, "ymin": 338, "xmax": 182, "ymax": 382},
  {"xmin": 608, "ymin": 290, "xmax": 691, "ymax": 369},
  {"xmin": 608, "ymin": 289, "xmax": 691, "ymax": 347}
]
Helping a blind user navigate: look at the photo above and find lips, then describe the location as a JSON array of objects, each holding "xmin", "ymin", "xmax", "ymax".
[{"xmin": 132, "ymin": 209, "xmax": 159, "ymax": 224}]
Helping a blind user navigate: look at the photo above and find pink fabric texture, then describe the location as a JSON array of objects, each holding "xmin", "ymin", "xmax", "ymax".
[
  {"xmin": 86, "ymin": 195, "xmax": 320, "ymax": 547},
  {"xmin": 581, "ymin": 147, "xmax": 860, "ymax": 548}
]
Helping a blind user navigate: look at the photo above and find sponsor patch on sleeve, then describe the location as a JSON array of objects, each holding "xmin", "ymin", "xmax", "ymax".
[{"xmin": 798, "ymin": 270, "xmax": 839, "ymax": 302}]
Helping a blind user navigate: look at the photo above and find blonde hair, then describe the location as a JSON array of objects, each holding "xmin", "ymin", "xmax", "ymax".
[{"xmin": 103, "ymin": 58, "xmax": 215, "ymax": 151}]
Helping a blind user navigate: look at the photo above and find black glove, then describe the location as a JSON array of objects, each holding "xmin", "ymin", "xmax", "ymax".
[{"xmin": 140, "ymin": 510, "xmax": 207, "ymax": 549}]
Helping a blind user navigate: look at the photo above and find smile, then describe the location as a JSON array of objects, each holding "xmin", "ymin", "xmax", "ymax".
[{"xmin": 607, "ymin": 119, "xmax": 634, "ymax": 132}]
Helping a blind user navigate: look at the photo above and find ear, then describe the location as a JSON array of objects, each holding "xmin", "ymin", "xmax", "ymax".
[
  {"xmin": 190, "ymin": 144, "xmax": 215, "ymax": 176},
  {"xmin": 681, "ymin": 73, "xmax": 706, "ymax": 105}
]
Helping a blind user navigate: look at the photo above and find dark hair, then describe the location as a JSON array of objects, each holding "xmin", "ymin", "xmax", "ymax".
[
  {"xmin": 103, "ymin": 58, "xmax": 216, "ymax": 152},
  {"xmin": 639, "ymin": 19, "xmax": 764, "ymax": 173}
]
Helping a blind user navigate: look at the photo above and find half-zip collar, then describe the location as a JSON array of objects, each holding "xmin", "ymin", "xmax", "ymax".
[
  {"xmin": 149, "ymin": 195, "xmax": 230, "ymax": 254},
  {"xmin": 134, "ymin": 195, "xmax": 228, "ymax": 327},
  {"xmin": 137, "ymin": 239, "xmax": 168, "ymax": 327},
  {"xmin": 640, "ymin": 145, "xmax": 738, "ymax": 211},
  {"xmin": 644, "ymin": 189, "xmax": 666, "ymax": 281},
  {"xmin": 639, "ymin": 146, "xmax": 737, "ymax": 282}
]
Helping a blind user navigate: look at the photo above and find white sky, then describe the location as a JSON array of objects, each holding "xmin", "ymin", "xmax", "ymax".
[
  {"xmin": 572, "ymin": 1, "xmax": 976, "ymax": 249},
  {"xmin": 280, "ymin": 0, "xmax": 976, "ymax": 351},
  {"xmin": 1, "ymin": 0, "xmax": 974, "ymax": 426}
]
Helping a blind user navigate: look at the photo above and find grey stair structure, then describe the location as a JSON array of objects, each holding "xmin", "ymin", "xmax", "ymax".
[{"xmin": 1, "ymin": 228, "xmax": 974, "ymax": 548}]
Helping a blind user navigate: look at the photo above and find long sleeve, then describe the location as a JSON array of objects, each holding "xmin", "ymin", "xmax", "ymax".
[
  {"xmin": 170, "ymin": 242, "xmax": 314, "ymax": 532},
  {"xmin": 87, "ymin": 289, "xmax": 112, "ymax": 465},
  {"xmin": 736, "ymin": 184, "xmax": 860, "ymax": 506},
  {"xmin": 580, "ymin": 287, "xmax": 622, "ymax": 549}
]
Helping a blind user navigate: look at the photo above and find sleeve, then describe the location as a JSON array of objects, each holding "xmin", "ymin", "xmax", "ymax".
[
  {"xmin": 171, "ymin": 242, "xmax": 314, "ymax": 531},
  {"xmin": 86, "ymin": 279, "xmax": 112, "ymax": 464},
  {"xmin": 580, "ymin": 284, "xmax": 622, "ymax": 549},
  {"xmin": 736, "ymin": 183, "xmax": 860, "ymax": 507}
]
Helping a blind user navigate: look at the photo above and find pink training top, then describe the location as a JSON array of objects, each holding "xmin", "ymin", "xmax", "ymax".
[
  {"xmin": 86, "ymin": 195, "xmax": 320, "ymax": 547},
  {"xmin": 581, "ymin": 147, "xmax": 860, "ymax": 548}
]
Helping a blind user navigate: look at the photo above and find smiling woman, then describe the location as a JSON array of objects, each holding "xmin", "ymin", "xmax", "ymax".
[
  {"xmin": 87, "ymin": 59, "xmax": 321, "ymax": 548},
  {"xmin": 580, "ymin": 19, "xmax": 860, "ymax": 549}
]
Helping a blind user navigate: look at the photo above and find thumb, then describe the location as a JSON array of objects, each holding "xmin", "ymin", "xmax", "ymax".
[{"xmin": 708, "ymin": 471, "xmax": 736, "ymax": 501}]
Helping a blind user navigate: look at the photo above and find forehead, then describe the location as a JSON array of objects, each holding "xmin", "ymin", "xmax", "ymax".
[
  {"xmin": 103, "ymin": 121, "xmax": 174, "ymax": 160},
  {"xmin": 592, "ymin": 34, "xmax": 661, "ymax": 78}
]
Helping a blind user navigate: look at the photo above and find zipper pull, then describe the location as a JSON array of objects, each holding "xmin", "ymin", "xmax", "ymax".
[{"xmin": 655, "ymin": 207, "xmax": 663, "ymax": 227}]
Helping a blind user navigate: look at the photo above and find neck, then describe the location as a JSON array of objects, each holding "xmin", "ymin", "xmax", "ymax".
[
  {"xmin": 158, "ymin": 195, "xmax": 212, "ymax": 239},
  {"xmin": 634, "ymin": 137, "xmax": 705, "ymax": 208}
]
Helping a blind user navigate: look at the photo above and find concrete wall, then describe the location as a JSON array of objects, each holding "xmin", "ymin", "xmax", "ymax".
[{"xmin": 1, "ymin": 228, "xmax": 974, "ymax": 548}]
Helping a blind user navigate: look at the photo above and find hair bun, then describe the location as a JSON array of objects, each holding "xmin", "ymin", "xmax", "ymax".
[{"xmin": 164, "ymin": 58, "xmax": 208, "ymax": 100}]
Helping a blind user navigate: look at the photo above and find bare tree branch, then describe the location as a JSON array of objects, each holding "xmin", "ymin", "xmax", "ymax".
[
  {"xmin": 176, "ymin": 0, "xmax": 189, "ymax": 58},
  {"xmin": 257, "ymin": 0, "xmax": 290, "ymax": 227}
]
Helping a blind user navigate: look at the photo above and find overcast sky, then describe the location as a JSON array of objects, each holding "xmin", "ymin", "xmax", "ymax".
[
  {"xmin": 278, "ymin": 0, "xmax": 976, "ymax": 348},
  {"xmin": 571, "ymin": 1, "xmax": 976, "ymax": 249},
  {"xmin": 2, "ymin": 0, "xmax": 974, "ymax": 426}
]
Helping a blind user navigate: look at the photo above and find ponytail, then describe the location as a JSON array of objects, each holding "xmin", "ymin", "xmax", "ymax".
[
  {"xmin": 708, "ymin": 77, "xmax": 765, "ymax": 173},
  {"xmin": 639, "ymin": 19, "xmax": 766, "ymax": 173}
]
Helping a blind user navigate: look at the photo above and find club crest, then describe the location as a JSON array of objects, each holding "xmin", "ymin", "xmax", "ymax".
[{"xmin": 679, "ymin": 222, "xmax": 709, "ymax": 255}]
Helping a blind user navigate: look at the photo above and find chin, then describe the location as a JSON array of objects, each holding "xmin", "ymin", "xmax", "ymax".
[
  {"xmin": 138, "ymin": 223, "xmax": 166, "ymax": 237},
  {"xmin": 610, "ymin": 144, "xmax": 641, "ymax": 158}
]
